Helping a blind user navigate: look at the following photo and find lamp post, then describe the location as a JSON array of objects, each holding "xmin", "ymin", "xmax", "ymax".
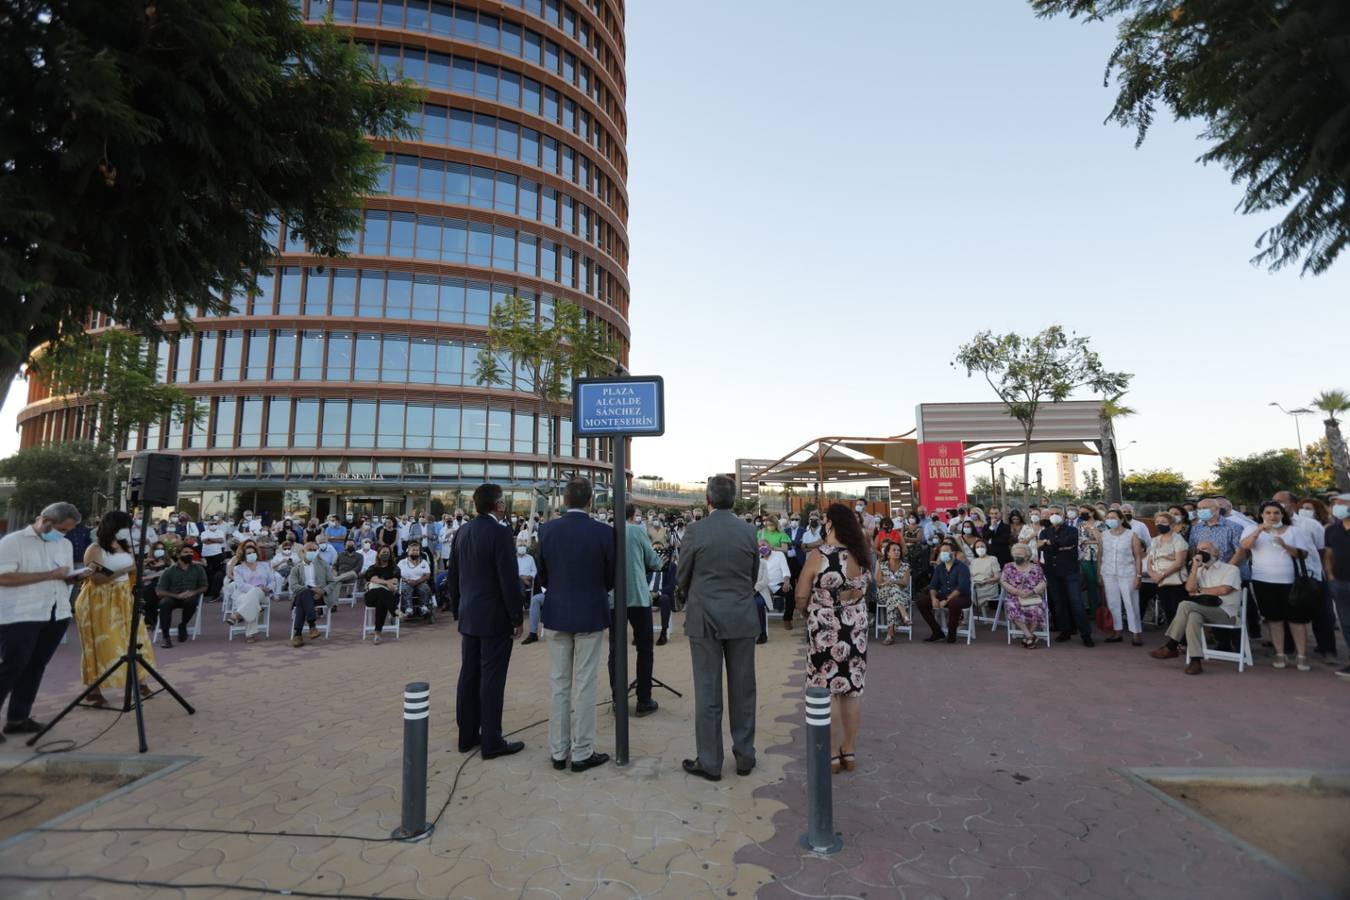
[{"xmin": 1269, "ymin": 402, "xmax": 1313, "ymax": 467}]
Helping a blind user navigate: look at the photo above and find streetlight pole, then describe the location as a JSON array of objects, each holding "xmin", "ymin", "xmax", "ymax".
[{"xmin": 1269, "ymin": 402, "xmax": 1313, "ymax": 469}]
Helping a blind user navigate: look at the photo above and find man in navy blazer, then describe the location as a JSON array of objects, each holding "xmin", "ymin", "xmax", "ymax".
[
  {"xmin": 536, "ymin": 477, "xmax": 614, "ymax": 772},
  {"xmin": 448, "ymin": 483, "xmax": 525, "ymax": 759}
]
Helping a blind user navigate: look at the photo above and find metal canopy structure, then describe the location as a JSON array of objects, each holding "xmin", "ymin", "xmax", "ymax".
[{"xmin": 744, "ymin": 434, "xmax": 919, "ymax": 508}]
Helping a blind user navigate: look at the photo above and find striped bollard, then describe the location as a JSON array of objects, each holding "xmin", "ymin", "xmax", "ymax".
[
  {"xmin": 799, "ymin": 687, "xmax": 842, "ymax": 854},
  {"xmin": 392, "ymin": 681, "xmax": 432, "ymax": 840}
]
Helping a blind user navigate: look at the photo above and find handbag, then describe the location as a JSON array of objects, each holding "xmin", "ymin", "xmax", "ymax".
[
  {"xmin": 1017, "ymin": 593, "xmax": 1044, "ymax": 608},
  {"xmin": 1287, "ymin": 557, "xmax": 1321, "ymax": 620}
]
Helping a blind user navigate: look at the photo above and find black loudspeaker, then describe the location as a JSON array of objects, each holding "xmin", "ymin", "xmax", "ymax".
[{"xmin": 129, "ymin": 451, "xmax": 181, "ymax": 507}]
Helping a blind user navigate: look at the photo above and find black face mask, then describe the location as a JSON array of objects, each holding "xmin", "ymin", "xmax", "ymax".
[{"xmin": 1197, "ymin": 550, "xmax": 1212, "ymax": 564}]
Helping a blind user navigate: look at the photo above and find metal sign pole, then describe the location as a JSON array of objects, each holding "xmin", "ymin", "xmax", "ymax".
[{"xmin": 612, "ymin": 434, "xmax": 629, "ymax": 766}]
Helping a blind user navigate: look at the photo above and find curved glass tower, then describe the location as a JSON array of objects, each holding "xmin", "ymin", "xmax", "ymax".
[{"xmin": 17, "ymin": 0, "xmax": 629, "ymax": 522}]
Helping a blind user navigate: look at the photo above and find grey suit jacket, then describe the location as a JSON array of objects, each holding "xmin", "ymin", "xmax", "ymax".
[
  {"xmin": 287, "ymin": 557, "xmax": 336, "ymax": 596},
  {"xmin": 675, "ymin": 509, "xmax": 760, "ymax": 639}
]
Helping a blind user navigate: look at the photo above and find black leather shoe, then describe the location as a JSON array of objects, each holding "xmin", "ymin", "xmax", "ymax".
[
  {"xmin": 635, "ymin": 700, "xmax": 658, "ymax": 717},
  {"xmin": 682, "ymin": 759, "xmax": 721, "ymax": 782},
  {"xmin": 2, "ymin": 718, "xmax": 43, "ymax": 735},
  {"xmin": 551, "ymin": 757, "xmax": 567, "ymax": 770},
  {"xmin": 945, "ymin": 633, "xmax": 958, "ymax": 644},
  {"xmin": 656, "ymin": 633, "xmax": 668, "ymax": 646},
  {"xmin": 457, "ymin": 738, "xmax": 481, "ymax": 753},
  {"xmin": 482, "ymin": 741, "xmax": 525, "ymax": 759},
  {"xmin": 159, "ymin": 635, "xmax": 173, "ymax": 649},
  {"xmin": 571, "ymin": 752, "xmax": 609, "ymax": 773},
  {"xmin": 923, "ymin": 633, "xmax": 944, "ymax": 643},
  {"xmin": 177, "ymin": 624, "xmax": 189, "ymax": 643},
  {"xmin": 1055, "ymin": 632, "xmax": 1074, "ymax": 643},
  {"xmin": 736, "ymin": 761, "xmax": 755, "ymax": 777},
  {"xmin": 755, "ymin": 634, "xmax": 767, "ymax": 645},
  {"xmin": 1082, "ymin": 636, "xmax": 1095, "ymax": 647},
  {"xmin": 521, "ymin": 633, "xmax": 539, "ymax": 645}
]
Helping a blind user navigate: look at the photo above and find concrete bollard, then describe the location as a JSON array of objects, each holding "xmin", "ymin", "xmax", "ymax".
[
  {"xmin": 798, "ymin": 687, "xmax": 842, "ymax": 854},
  {"xmin": 392, "ymin": 681, "xmax": 432, "ymax": 840}
]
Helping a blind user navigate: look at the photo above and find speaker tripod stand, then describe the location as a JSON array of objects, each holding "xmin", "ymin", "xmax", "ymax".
[{"xmin": 30, "ymin": 504, "xmax": 195, "ymax": 753}]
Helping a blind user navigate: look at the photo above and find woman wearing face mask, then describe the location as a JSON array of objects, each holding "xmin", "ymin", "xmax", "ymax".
[
  {"xmin": 1239, "ymin": 500, "xmax": 1316, "ymax": 671},
  {"xmin": 1167, "ymin": 506, "xmax": 1190, "ymax": 540},
  {"xmin": 272, "ymin": 539, "xmax": 299, "ymax": 579},
  {"xmin": 875, "ymin": 541, "xmax": 912, "ymax": 645},
  {"xmin": 1000, "ymin": 543, "xmax": 1048, "ymax": 648},
  {"xmin": 75, "ymin": 510, "xmax": 154, "ymax": 706},
  {"xmin": 224, "ymin": 539, "xmax": 274, "ymax": 643},
  {"xmin": 901, "ymin": 514, "xmax": 923, "ymax": 549},
  {"xmin": 918, "ymin": 539, "xmax": 972, "ymax": 643},
  {"xmin": 1077, "ymin": 507, "xmax": 1102, "ymax": 624},
  {"xmin": 873, "ymin": 517, "xmax": 903, "ymax": 555},
  {"xmin": 1098, "ymin": 511, "xmax": 1144, "ymax": 644},
  {"xmin": 362, "ymin": 547, "xmax": 401, "ymax": 644},
  {"xmin": 956, "ymin": 519, "xmax": 982, "ymax": 560},
  {"xmin": 1011, "ymin": 511, "xmax": 1037, "ymax": 555},
  {"xmin": 968, "ymin": 538, "xmax": 1001, "ymax": 620},
  {"xmin": 1147, "ymin": 512, "xmax": 1190, "ymax": 629},
  {"xmin": 377, "ymin": 517, "xmax": 401, "ymax": 557},
  {"xmin": 794, "ymin": 503, "xmax": 873, "ymax": 773}
]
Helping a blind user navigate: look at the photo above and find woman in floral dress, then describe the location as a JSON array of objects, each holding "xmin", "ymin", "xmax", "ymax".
[
  {"xmin": 875, "ymin": 541, "xmax": 912, "ymax": 644},
  {"xmin": 795, "ymin": 503, "xmax": 873, "ymax": 774},
  {"xmin": 999, "ymin": 542, "xmax": 1048, "ymax": 648}
]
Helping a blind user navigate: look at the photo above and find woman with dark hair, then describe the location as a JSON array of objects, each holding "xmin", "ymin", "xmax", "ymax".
[
  {"xmin": 75, "ymin": 510, "xmax": 155, "ymax": 707},
  {"xmin": 1239, "ymin": 500, "xmax": 1315, "ymax": 671},
  {"xmin": 362, "ymin": 546, "xmax": 401, "ymax": 644},
  {"xmin": 377, "ymin": 516, "xmax": 401, "ymax": 557},
  {"xmin": 139, "ymin": 540, "xmax": 171, "ymax": 635},
  {"xmin": 875, "ymin": 541, "xmax": 912, "ymax": 644},
  {"xmin": 873, "ymin": 517, "xmax": 903, "ymax": 555},
  {"xmin": 795, "ymin": 503, "xmax": 873, "ymax": 774}
]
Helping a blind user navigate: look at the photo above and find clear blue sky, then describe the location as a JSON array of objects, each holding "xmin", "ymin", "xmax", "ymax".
[
  {"xmin": 622, "ymin": 0, "xmax": 1350, "ymax": 486},
  {"xmin": 3, "ymin": 2, "xmax": 1346, "ymax": 491}
]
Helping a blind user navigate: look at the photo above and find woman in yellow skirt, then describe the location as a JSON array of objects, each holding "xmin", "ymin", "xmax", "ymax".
[{"xmin": 76, "ymin": 510, "xmax": 155, "ymax": 707}]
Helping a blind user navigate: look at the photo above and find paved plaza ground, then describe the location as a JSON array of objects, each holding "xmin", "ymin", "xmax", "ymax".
[{"xmin": 0, "ymin": 601, "xmax": 1345, "ymax": 899}]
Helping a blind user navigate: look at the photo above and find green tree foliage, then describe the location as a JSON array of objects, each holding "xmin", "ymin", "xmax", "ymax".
[
  {"xmin": 1303, "ymin": 438, "xmax": 1336, "ymax": 493},
  {"xmin": 1031, "ymin": 0, "xmax": 1350, "ymax": 275},
  {"xmin": 31, "ymin": 330, "xmax": 198, "ymax": 512},
  {"xmin": 1310, "ymin": 389, "xmax": 1350, "ymax": 490},
  {"xmin": 0, "ymin": 441, "xmax": 110, "ymax": 521},
  {"xmin": 0, "ymin": 0, "xmax": 420, "ymax": 406},
  {"xmin": 1214, "ymin": 450, "xmax": 1302, "ymax": 505},
  {"xmin": 473, "ymin": 297, "xmax": 616, "ymax": 513},
  {"xmin": 1082, "ymin": 467, "xmax": 1104, "ymax": 501},
  {"xmin": 952, "ymin": 326, "xmax": 1131, "ymax": 510},
  {"xmin": 1121, "ymin": 468, "xmax": 1190, "ymax": 502}
]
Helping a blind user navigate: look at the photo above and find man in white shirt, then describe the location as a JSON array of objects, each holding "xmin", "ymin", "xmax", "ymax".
[
  {"xmin": 1119, "ymin": 504, "xmax": 1153, "ymax": 548},
  {"xmin": 0, "ymin": 502, "xmax": 83, "ymax": 736},
  {"xmin": 516, "ymin": 540, "xmax": 537, "ymax": 605},
  {"xmin": 397, "ymin": 543, "xmax": 433, "ymax": 617},
  {"xmin": 358, "ymin": 539, "xmax": 378, "ymax": 572},
  {"xmin": 1150, "ymin": 539, "xmax": 1242, "ymax": 674},
  {"xmin": 239, "ymin": 510, "xmax": 263, "ymax": 537},
  {"xmin": 1214, "ymin": 496, "xmax": 1256, "ymax": 531},
  {"xmin": 199, "ymin": 516, "xmax": 228, "ymax": 601}
]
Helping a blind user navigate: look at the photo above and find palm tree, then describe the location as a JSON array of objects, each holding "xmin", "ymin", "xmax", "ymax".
[
  {"xmin": 1099, "ymin": 392, "xmax": 1136, "ymax": 502},
  {"xmin": 1311, "ymin": 389, "xmax": 1350, "ymax": 491}
]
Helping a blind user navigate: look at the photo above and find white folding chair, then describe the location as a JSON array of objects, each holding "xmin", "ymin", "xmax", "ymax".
[
  {"xmin": 300, "ymin": 599, "xmax": 332, "ymax": 639},
  {"xmin": 874, "ymin": 595, "xmax": 914, "ymax": 641},
  {"xmin": 226, "ymin": 590, "xmax": 271, "ymax": 641},
  {"xmin": 335, "ymin": 580, "xmax": 358, "ymax": 609},
  {"xmin": 936, "ymin": 604, "xmax": 975, "ymax": 643},
  {"xmin": 970, "ymin": 586, "xmax": 1001, "ymax": 631},
  {"xmin": 362, "ymin": 603, "xmax": 399, "ymax": 641},
  {"xmin": 1198, "ymin": 588, "xmax": 1253, "ymax": 672},
  {"xmin": 1004, "ymin": 593, "xmax": 1051, "ymax": 647}
]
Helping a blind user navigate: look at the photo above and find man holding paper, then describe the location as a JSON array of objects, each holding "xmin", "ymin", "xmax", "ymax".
[{"xmin": 0, "ymin": 502, "xmax": 85, "ymax": 740}]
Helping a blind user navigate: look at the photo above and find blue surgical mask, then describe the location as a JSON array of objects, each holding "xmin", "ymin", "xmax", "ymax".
[
  {"xmin": 1333, "ymin": 504, "xmax": 1349, "ymax": 520},
  {"xmin": 939, "ymin": 551, "xmax": 952, "ymax": 563},
  {"xmin": 245, "ymin": 552, "xmax": 259, "ymax": 563},
  {"xmin": 305, "ymin": 550, "xmax": 318, "ymax": 561},
  {"xmin": 1197, "ymin": 508, "xmax": 1214, "ymax": 521},
  {"xmin": 41, "ymin": 529, "xmax": 64, "ymax": 543}
]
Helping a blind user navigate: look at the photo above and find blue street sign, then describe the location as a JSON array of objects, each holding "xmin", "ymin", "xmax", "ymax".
[{"xmin": 573, "ymin": 376, "xmax": 665, "ymax": 437}]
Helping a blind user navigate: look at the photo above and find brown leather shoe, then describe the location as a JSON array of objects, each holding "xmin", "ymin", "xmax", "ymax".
[
  {"xmin": 1149, "ymin": 645, "xmax": 1180, "ymax": 660},
  {"xmin": 1184, "ymin": 659, "xmax": 1203, "ymax": 675}
]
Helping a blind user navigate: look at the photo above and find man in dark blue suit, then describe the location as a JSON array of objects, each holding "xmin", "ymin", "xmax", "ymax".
[
  {"xmin": 448, "ymin": 483, "xmax": 525, "ymax": 759},
  {"xmin": 537, "ymin": 477, "xmax": 614, "ymax": 773}
]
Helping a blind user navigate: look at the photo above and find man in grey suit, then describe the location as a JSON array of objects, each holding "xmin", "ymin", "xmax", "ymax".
[{"xmin": 676, "ymin": 475, "xmax": 760, "ymax": 781}]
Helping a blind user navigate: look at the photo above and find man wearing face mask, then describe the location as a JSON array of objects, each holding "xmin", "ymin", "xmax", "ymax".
[
  {"xmin": 199, "ymin": 516, "xmax": 227, "ymax": 602},
  {"xmin": 334, "ymin": 541, "xmax": 364, "ymax": 588},
  {"xmin": 398, "ymin": 542, "xmax": 434, "ymax": 619},
  {"xmin": 1041, "ymin": 506, "xmax": 1093, "ymax": 646},
  {"xmin": 287, "ymin": 541, "xmax": 334, "ymax": 647},
  {"xmin": 1150, "ymin": 540, "xmax": 1242, "ymax": 674},
  {"xmin": 919, "ymin": 539, "xmax": 971, "ymax": 643},
  {"xmin": 1186, "ymin": 497, "xmax": 1250, "ymax": 649},
  {"xmin": 0, "ymin": 503, "xmax": 84, "ymax": 739},
  {"xmin": 1324, "ymin": 493, "xmax": 1350, "ymax": 679},
  {"xmin": 516, "ymin": 539, "xmax": 538, "ymax": 642},
  {"xmin": 155, "ymin": 546, "xmax": 206, "ymax": 648}
]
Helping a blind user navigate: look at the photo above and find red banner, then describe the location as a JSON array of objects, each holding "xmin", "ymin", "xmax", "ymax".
[{"xmin": 918, "ymin": 441, "xmax": 966, "ymax": 511}]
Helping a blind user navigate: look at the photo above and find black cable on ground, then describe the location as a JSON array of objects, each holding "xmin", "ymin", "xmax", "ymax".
[{"xmin": 0, "ymin": 710, "xmax": 128, "ymax": 824}]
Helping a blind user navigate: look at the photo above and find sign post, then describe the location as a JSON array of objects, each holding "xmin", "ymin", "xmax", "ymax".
[{"xmin": 574, "ymin": 374, "xmax": 665, "ymax": 767}]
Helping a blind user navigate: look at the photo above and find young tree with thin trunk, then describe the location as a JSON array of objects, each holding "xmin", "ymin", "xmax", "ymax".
[
  {"xmin": 473, "ymin": 297, "xmax": 616, "ymax": 520},
  {"xmin": 953, "ymin": 327, "xmax": 1132, "ymax": 511},
  {"xmin": 1099, "ymin": 391, "xmax": 1136, "ymax": 502}
]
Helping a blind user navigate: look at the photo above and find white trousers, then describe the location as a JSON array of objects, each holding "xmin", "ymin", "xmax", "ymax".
[
  {"xmin": 235, "ymin": 586, "xmax": 269, "ymax": 637},
  {"xmin": 1102, "ymin": 575, "xmax": 1140, "ymax": 633},
  {"xmin": 548, "ymin": 630, "xmax": 604, "ymax": 763}
]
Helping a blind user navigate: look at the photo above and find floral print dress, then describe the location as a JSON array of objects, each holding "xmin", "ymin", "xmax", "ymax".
[
  {"xmin": 876, "ymin": 560, "xmax": 911, "ymax": 623},
  {"xmin": 806, "ymin": 544, "xmax": 872, "ymax": 697}
]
